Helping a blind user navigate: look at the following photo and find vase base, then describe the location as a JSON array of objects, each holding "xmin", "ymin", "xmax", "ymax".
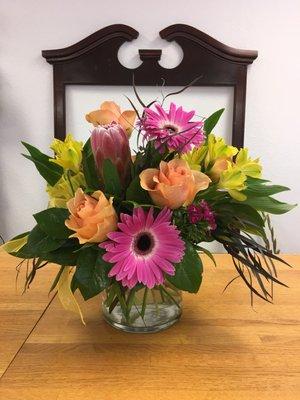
[{"xmin": 102, "ymin": 303, "xmax": 182, "ymax": 333}]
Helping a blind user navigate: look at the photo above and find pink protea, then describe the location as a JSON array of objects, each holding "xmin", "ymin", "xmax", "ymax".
[
  {"xmin": 90, "ymin": 122, "xmax": 131, "ymax": 185},
  {"xmin": 100, "ymin": 207, "xmax": 185, "ymax": 289},
  {"xmin": 141, "ymin": 102, "xmax": 205, "ymax": 153}
]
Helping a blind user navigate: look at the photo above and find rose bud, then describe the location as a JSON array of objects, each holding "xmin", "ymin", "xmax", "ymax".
[{"xmin": 91, "ymin": 122, "xmax": 131, "ymax": 186}]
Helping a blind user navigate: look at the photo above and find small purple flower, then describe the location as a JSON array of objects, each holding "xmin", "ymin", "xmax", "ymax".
[
  {"xmin": 187, "ymin": 204, "xmax": 203, "ymax": 224},
  {"xmin": 187, "ymin": 201, "xmax": 217, "ymax": 230}
]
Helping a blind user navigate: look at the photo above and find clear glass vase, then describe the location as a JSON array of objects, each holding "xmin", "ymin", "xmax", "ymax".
[{"xmin": 101, "ymin": 282, "xmax": 182, "ymax": 333}]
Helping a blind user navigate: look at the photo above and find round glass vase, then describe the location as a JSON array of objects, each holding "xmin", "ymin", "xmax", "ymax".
[{"xmin": 101, "ymin": 283, "xmax": 182, "ymax": 333}]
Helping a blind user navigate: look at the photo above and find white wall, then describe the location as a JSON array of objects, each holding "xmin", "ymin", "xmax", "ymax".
[{"xmin": 0, "ymin": 0, "xmax": 299, "ymax": 252}]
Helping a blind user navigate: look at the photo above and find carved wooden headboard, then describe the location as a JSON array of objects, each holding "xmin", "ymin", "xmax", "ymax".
[{"xmin": 42, "ymin": 24, "xmax": 257, "ymax": 146}]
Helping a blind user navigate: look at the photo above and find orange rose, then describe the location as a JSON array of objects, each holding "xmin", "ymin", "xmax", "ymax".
[
  {"xmin": 65, "ymin": 188, "xmax": 117, "ymax": 244},
  {"xmin": 140, "ymin": 159, "xmax": 211, "ymax": 209},
  {"xmin": 86, "ymin": 101, "xmax": 136, "ymax": 136}
]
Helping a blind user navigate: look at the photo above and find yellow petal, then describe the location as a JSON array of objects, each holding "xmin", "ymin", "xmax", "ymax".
[
  {"xmin": 206, "ymin": 134, "xmax": 237, "ymax": 168},
  {"xmin": 235, "ymin": 148, "xmax": 262, "ymax": 178},
  {"xmin": 182, "ymin": 146, "xmax": 208, "ymax": 170},
  {"xmin": 228, "ymin": 189, "xmax": 247, "ymax": 201},
  {"xmin": 57, "ymin": 267, "xmax": 85, "ymax": 325},
  {"xmin": 1, "ymin": 235, "xmax": 28, "ymax": 253},
  {"xmin": 50, "ymin": 134, "xmax": 83, "ymax": 173}
]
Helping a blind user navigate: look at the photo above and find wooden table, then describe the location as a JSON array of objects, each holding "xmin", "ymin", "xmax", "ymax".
[{"xmin": 0, "ymin": 252, "xmax": 299, "ymax": 400}]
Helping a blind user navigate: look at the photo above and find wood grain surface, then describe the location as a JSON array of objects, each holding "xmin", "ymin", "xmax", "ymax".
[
  {"xmin": 0, "ymin": 251, "xmax": 57, "ymax": 377},
  {"xmin": 0, "ymin": 253, "xmax": 299, "ymax": 400}
]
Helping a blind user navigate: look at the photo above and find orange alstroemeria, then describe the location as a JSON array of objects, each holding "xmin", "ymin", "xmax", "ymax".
[
  {"xmin": 140, "ymin": 159, "xmax": 211, "ymax": 209},
  {"xmin": 85, "ymin": 101, "xmax": 136, "ymax": 136}
]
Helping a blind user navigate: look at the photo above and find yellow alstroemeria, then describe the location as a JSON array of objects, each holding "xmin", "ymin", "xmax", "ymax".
[
  {"xmin": 235, "ymin": 148, "xmax": 262, "ymax": 179},
  {"xmin": 50, "ymin": 134, "xmax": 83, "ymax": 173},
  {"xmin": 183, "ymin": 135, "xmax": 238, "ymax": 181},
  {"xmin": 47, "ymin": 172, "xmax": 86, "ymax": 208},
  {"xmin": 182, "ymin": 145, "xmax": 208, "ymax": 171},
  {"xmin": 218, "ymin": 163, "xmax": 247, "ymax": 201},
  {"xmin": 57, "ymin": 267, "xmax": 85, "ymax": 325},
  {"xmin": 205, "ymin": 134, "xmax": 238, "ymax": 168}
]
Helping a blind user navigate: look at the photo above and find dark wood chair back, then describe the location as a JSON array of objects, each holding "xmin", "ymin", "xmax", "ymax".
[{"xmin": 42, "ymin": 24, "xmax": 257, "ymax": 147}]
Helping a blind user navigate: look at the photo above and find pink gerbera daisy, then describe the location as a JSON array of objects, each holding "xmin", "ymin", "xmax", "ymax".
[
  {"xmin": 100, "ymin": 207, "xmax": 185, "ymax": 289},
  {"xmin": 141, "ymin": 102, "xmax": 205, "ymax": 153}
]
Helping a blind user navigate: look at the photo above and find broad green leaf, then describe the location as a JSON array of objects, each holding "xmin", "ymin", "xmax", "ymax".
[
  {"xmin": 244, "ymin": 196, "xmax": 296, "ymax": 215},
  {"xmin": 204, "ymin": 108, "xmax": 225, "ymax": 135},
  {"xmin": 235, "ymin": 222, "xmax": 266, "ymax": 238},
  {"xmin": 167, "ymin": 242, "xmax": 203, "ymax": 293},
  {"xmin": 244, "ymin": 179, "xmax": 290, "ymax": 197},
  {"xmin": 216, "ymin": 202, "xmax": 265, "ymax": 227},
  {"xmin": 74, "ymin": 247, "xmax": 112, "ymax": 300},
  {"xmin": 22, "ymin": 142, "xmax": 63, "ymax": 186},
  {"xmin": 126, "ymin": 175, "xmax": 152, "ymax": 204},
  {"xmin": 14, "ymin": 225, "xmax": 64, "ymax": 258},
  {"xmin": 244, "ymin": 185, "xmax": 290, "ymax": 197},
  {"xmin": 34, "ymin": 208, "xmax": 72, "ymax": 239},
  {"xmin": 245, "ymin": 177, "xmax": 270, "ymax": 184},
  {"xmin": 82, "ymin": 139, "xmax": 99, "ymax": 190},
  {"xmin": 196, "ymin": 245, "xmax": 217, "ymax": 266},
  {"xmin": 41, "ymin": 240, "xmax": 80, "ymax": 266},
  {"xmin": 103, "ymin": 159, "xmax": 122, "ymax": 197}
]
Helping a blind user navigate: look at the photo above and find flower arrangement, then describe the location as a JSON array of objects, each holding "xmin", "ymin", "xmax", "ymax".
[{"xmin": 2, "ymin": 87, "xmax": 296, "ymax": 332}]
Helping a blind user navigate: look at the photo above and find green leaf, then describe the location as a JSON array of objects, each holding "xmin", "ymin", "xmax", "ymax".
[
  {"xmin": 49, "ymin": 265, "xmax": 65, "ymax": 293},
  {"xmin": 235, "ymin": 222, "xmax": 266, "ymax": 238},
  {"xmin": 22, "ymin": 142, "xmax": 63, "ymax": 186},
  {"xmin": 196, "ymin": 245, "xmax": 217, "ymax": 266},
  {"xmin": 74, "ymin": 247, "xmax": 112, "ymax": 300},
  {"xmin": 126, "ymin": 175, "xmax": 152, "ymax": 204},
  {"xmin": 34, "ymin": 208, "xmax": 72, "ymax": 239},
  {"xmin": 82, "ymin": 138, "xmax": 99, "ymax": 190},
  {"xmin": 244, "ymin": 178, "xmax": 290, "ymax": 197},
  {"xmin": 204, "ymin": 108, "xmax": 225, "ymax": 135},
  {"xmin": 14, "ymin": 225, "xmax": 64, "ymax": 259},
  {"xmin": 41, "ymin": 240, "xmax": 80, "ymax": 265},
  {"xmin": 243, "ymin": 196, "xmax": 297, "ymax": 215},
  {"xmin": 103, "ymin": 159, "xmax": 122, "ymax": 197},
  {"xmin": 216, "ymin": 202, "xmax": 265, "ymax": 227},
  {"xmin": 167, "ymin": 242, "xmax": 203, "ymax": 293}
]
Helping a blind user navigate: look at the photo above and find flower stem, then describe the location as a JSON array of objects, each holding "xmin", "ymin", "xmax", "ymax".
[
  {"xmin": 125, "ymin": 288, "xmax": 137, "ymax": 320},
  {"xmin": 140, "ymin": 287, "xmax": 148, "ymax": 319},
  {"xmin": 160, "ymin": 286, "xmax": 181, "ymax": 309},
  {"xmin": 151, "ymin": 289, "xmax": 159, "ymax": 316},
  {"xmin": 159, "ymin": 286, "xmax": 165, "ymax": 303},
  {"xmin": 66, "ymin": 170, "xmax": 75, "ymax": 196},
  {"xmin": 133, "ymin": 301, "xmax": 147, "ymax": 327}
]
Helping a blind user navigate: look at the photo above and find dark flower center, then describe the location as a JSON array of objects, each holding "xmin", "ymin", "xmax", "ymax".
[
  {"xmin": 163, "ymin": 124, "xmax": 178, "ymax": 134},
  {"xmin": 134, "ymin": 232, "xmax": 155, "ymax": 255}
]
